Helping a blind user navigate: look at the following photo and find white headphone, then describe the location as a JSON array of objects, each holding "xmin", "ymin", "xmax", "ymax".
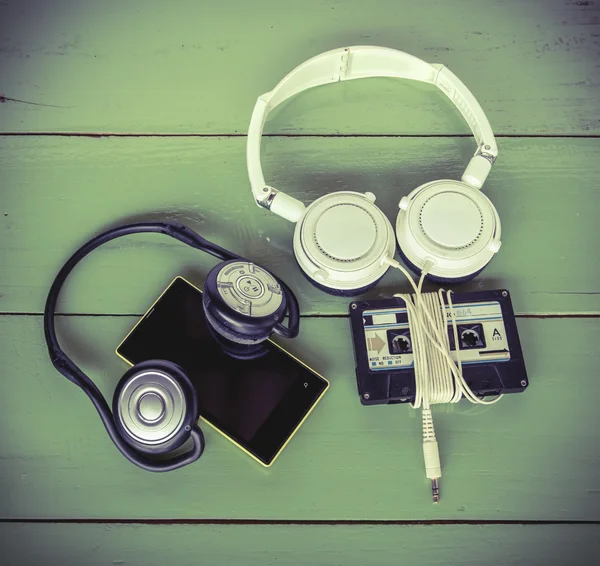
[{"xmin": 247, "ymin": 46, "xmax": 502, "ymax": 294}]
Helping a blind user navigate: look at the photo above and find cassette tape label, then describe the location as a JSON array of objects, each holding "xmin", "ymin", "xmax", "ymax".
[{"xmin": 363, "ymin": 301, "xmax": 510, "ymax": 371}]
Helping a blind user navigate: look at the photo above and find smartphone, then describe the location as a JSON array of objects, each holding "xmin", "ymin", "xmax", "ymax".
[{"xmin": 116, "ymin": 277, "xmax": 329, "ymax": 466}]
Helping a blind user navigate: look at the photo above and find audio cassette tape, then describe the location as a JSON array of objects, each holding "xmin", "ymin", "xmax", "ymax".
[{"xmin": 349, "ymin": 289, "xmax": 528, "ymax": 405}]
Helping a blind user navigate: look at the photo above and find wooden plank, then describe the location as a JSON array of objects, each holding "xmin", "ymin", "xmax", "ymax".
[
  {"xmin": 1, "ymin": 315, "xmax": 598, "ymax": 521},
  {"xmin": 1, "ymin": 136, "xmax": 599, "ymax": 316},
  {"xmin": 1, "ymin": 523, "xmax": 599, "ymax": 566},
  {"xmin": 0, "ymin": 0, "xmax": 598, "ymax": 134}
]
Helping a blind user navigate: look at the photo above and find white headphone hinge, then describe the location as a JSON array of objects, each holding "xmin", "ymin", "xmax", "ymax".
[
  {"xmin": 268, "ymin": 190, "xmax": 306, "ymax": 223},
  {"xmin": 461, "ymin": 155, "xmax": 493, "ymax": 190}
]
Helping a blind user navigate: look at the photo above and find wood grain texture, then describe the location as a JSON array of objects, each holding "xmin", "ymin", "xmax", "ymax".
[
  {"xmin": 1, "ymin": 0, "xmax": 599, "ymax": 134},
  {"xmin": 1, "ymin": 136, "xmax": 599, "ymax": 316},
  {"xmin": 1, "ymin": 315, "xmax": 598, "ymax": 521},
  {"xmin": 2, "ymin": 523, "xmax": 600, "ymax": 566},
  {"xmin": 0, "ymin": 2, "xmax": 598, "ymax": 555}
]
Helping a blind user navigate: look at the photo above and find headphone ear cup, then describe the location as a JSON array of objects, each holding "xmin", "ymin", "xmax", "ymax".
[
  {"xmin": 396, "ymin": 181, "xmax": 501, "ymax": 282},
  {"xmin": 202, "ymin": 260, "xmax": 288, "ymax": 350},
  {"xmin": 292, "ymin": 192, "xmax": 396, "ymax": 294},
  {"xmin": 202, "ymin": 293, "xmax": 271, "ymax": 345},
  {"xmin": 202, "ymin": 296, "xmax": 270, "ymax": 360},
  {"xmin": 112, "ymin": 360, "xmax": 199, "ymax": 455}
]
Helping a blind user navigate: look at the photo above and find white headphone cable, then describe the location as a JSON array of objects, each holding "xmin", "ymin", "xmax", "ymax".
[{"xmin": 384, "ymin": 258, "xmax": 503, "ymax": 502}]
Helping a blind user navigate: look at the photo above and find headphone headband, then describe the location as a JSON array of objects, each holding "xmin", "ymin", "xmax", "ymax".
[{"xmin": 247, "ymin": 46, "xmax": 498, "ymax": 222}]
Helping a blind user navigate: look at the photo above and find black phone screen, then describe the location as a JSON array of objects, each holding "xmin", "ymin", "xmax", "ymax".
[{"xmin": 117, "ymin": 277, "xmax": 328, "ymax": 465}]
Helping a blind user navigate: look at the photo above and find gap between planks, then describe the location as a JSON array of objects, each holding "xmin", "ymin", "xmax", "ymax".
[
  {"xmin": 1, "ymin": 313, "xmax": 599, "ymax": 319},
  {"xmin": 0, "ymin": 519, "xmax": 599, "ymax": 526},
  {"xmin": 1, "ymin": 132, "xmax": 600, "ymax": 139}
]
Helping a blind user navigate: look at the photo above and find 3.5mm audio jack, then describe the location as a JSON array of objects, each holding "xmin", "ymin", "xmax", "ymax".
[
  {"xmin": 422, "ymin": 408, "xmax": 442, "ymax": 504},
  {"xmin": 431, "ymin": 478, "xmax": 440, "ymax": 503}
]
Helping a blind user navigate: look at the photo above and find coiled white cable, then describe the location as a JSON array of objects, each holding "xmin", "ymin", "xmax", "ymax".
[{"xmin": 384, "ymin": 258, "xmax": 502, "ymax": 502}]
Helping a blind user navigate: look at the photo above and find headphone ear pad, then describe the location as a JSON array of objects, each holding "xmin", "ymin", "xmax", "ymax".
[
  {"xmin": 295, "ymin": 257, "xmax": 384, "ymax": 296},
  {"xmin": 202, "ymin": 294, "xmax": 271, "ymax": 345},
  {"xmin": 203, "ymin": 296, "xmax": 270, "ymax": 359},
  {"xmin": 112, "ymin": 359, "xmax": 198, "ymax": 455}
]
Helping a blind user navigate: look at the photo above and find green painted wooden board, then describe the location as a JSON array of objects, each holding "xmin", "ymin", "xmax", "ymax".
[
  {"xmin": 1, "ymin": 0, "xmax": 599, "ymax": 134},
  {"xmin": 1, "ymin": 0, "xmax": 599, "ymax": 560},
  {"xmin": 1, "ymin": 315, "xmax": 599, "ymax": 520},
  {"xmin": 1, "ymin": 136, "xmax": 599, "ymax": 316},
  {"xmin": 2, "ymin": 524, "xmax": 600, "ymax": 566}
]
